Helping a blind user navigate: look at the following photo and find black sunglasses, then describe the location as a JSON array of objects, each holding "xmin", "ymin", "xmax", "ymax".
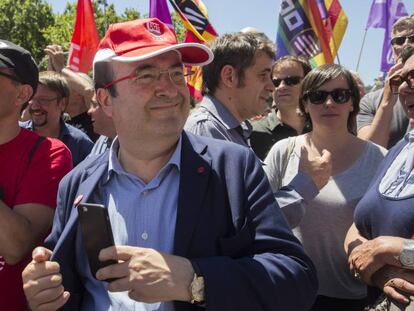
[
  {"xmin": 272, "ymin": 76, "xmax": 302, "ymax": 87},
  {"xmin": 0, "ymin": 71, "xmax": 22, "ymax": 84},
  {"xmin": 303, "ymin": 89, "xmax": 352, "ymax": 105},
  {"xmin": 389, "ymin": 69, "xmax": 414, "ymax": 90},
  {"xmin": 391, "ymin": 34, "xmax": 414, "ymax": 46}
]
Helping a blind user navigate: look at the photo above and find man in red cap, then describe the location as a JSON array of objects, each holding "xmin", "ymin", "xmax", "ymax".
[{"xmin": 22, "ymin": 18, "xmax": 317, "ymax": 311}]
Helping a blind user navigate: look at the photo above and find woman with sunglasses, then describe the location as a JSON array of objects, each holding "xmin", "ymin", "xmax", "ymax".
[
  {"xmin": 344, "ymin": 47, "xmax": 414, "ymax": 311},
  {"xmin": 264, "ymin": 64, "xmax": 387, "ymax": 311}
]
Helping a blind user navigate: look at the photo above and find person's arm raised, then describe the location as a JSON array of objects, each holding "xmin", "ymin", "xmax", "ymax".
[{"xmin": 358, "ymin": 63, "xmax": 403, "ymax": 147}]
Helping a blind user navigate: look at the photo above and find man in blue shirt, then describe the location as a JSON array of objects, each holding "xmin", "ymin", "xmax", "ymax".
[
  {"xmin": 185, "ymin": 31, "xmax": 275, "ymax": 147},
  {"xmin": 20, "ymin": 71, "xmax": 93, "ymax": 166},
  {"xmin": 22, "ymin": 18, "xmax": 318, "ymax": 311}
]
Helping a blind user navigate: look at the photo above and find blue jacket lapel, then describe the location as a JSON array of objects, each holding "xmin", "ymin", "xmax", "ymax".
[
  {"xmin": 51, "ymin": 157, "xmax": 109, "ymax": 259},
  {"xmin": 174, "ymin": 132, "xmax": 212, "ymax": 257}
]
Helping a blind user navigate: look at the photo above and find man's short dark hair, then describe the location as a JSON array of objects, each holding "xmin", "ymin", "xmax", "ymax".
[
  {"xmin": 38, "ymin": 71, "xmax": 69, "ymax": 99},
  {"xmin": 202, "ymin": 32, "xmax": 276, "ymax": 95},
  {"xmin": 272, "ymin": 55, "xmax": 312, "ymax": 78},
  {"xmin": 94, "ymin": 62, "xmax": 118, "ymax": 97}
]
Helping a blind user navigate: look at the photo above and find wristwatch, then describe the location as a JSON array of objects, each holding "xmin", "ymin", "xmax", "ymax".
[
  {"xmin": 399, "ymin": 239, "xmax": 414, "ymax": 269},
  {"xmin": 189, "ymin": 260, "xmax": 205, "ymax": 305}
]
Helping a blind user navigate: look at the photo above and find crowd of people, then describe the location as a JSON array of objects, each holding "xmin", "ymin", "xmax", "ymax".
[{"xmin": 0, "ymin": 11, "xmax": 413, "ymax": 311}]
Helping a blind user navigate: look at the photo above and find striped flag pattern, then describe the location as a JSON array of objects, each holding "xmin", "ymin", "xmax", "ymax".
[
  {"xmin": 169, "ymin": 0, "xmax": 218, "ymax": 101},
  {"xmin": 276, "ymin": 0, "xmax": 347, "ymax": 67}
]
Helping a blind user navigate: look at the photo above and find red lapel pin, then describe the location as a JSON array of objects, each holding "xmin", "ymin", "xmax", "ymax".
[{"xmin": 73, "ymin": 195, "xmax": 83, "ymax": 207}]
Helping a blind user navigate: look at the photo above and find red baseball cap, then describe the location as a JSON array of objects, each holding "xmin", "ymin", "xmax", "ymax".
[{"xmin": 93, "ymin": 18, "xmax": 213, "ymax": 66}]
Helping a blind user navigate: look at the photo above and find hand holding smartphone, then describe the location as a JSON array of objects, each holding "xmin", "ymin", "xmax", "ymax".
[{"xmin": 77, "ymin": 203, "xmax": 117, "ymax": 280}]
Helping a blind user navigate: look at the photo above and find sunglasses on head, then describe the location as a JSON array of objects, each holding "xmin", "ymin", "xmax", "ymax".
[
  {"xmin": 389, "ymin": 69, "xmax": 414, "ymax": 90},
  {"xmin": 303, "ymin": 89, "xmax": 352, "ymax": 105},
  {"xmin": 272, "ymin": 76, "xmax": 302, "ymax": 87},
  {"xmin": 391, "ymin": 34, "xmax": 414, "ymax": 46}
]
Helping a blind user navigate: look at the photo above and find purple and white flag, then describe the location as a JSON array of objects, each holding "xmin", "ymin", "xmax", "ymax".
[
  {"xmin": 366, "ymin": 0, "xmax": 408, "ymax": 72},
  {"xmin": 149, "ymin": 0, "xmax": 174, "ymax": 30}
]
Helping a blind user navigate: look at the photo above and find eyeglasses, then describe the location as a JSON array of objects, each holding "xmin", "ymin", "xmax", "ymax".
[
  {"xmin": 0, "ymin": 71, "xmax": 22, "ymax": 84},
  {"xmin": 102, "ymin": 67, "xmax": 195, "ymax": 89},
  {"xmin": 29, "ymin": 97, "xmax": 60, "ymax": 106},
  {"xmin": 391, "ymin": 34, "xmax": 414, "ymax": 46},
  {"xmin": 389, "ymin": 69, "xmax": 414, "ymax": 90},
  {"xmin": 272, "ymin": 76, "xmax": 302, "ymax": 87},
  {"xmin": 303, "ymin": 89, "xmax": 352, "ymax": 105}
]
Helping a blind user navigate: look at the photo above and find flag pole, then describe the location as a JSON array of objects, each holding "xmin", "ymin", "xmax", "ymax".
[{"xmin": 356, "ymin": 29, "xmax": 368, "ymax": 72}]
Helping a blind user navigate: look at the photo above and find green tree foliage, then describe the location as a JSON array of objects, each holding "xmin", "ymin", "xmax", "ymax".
[
  {"xmin": 93, "ymin": 2, "xmax": 140, "ymax": 37},
  {"xmin": 44, "ymin": 1, "xmax": 141, "ymax": 53},
  {"xmin": 172, "ymin": 12, "xmax": 186, "ymax": 42},
  {"xmin": 43, "ymin": 3, "xmax": 76, "ymax": 52},
  {"xmin": 0, "ymin": 0, "xmax": 190, "ymax": 72},
  {"xmin": 0, "ymin": 0, "xmax": 141, "ymax": 67},
  {"xmin": 0, "ymin": 0, "xmax": 54, "ymax": 61}
]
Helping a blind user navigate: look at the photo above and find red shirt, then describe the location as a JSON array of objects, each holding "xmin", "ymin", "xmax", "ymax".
[{"xmin": 0, "ymin": 128, "xmax": 72, "ymax": 310}]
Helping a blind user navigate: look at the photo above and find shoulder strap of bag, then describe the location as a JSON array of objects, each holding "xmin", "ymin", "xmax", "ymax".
[
  {"xmin": 277, "ymin": 137, "xmax": 296, "ymax": 189},
  {"xmin": 28, "ymin": 136, "xmax": 46, "ymax": 166}
]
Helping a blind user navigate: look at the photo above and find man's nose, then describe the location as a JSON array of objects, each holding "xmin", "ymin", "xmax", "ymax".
[
  {"xmin": 155, "ymin": 73, "xmax": 179, "ymax": 97},
  {"xmin": 265, "ymin": 76, "xmax": 275, "ymax": 92}
]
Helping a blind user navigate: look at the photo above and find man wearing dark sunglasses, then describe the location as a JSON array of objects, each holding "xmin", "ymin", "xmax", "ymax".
[
  {"xmin": 250, "ymin": 56, "xmax": 311, "ymax": 160},
  {"xmin": 357, "ymin": 15, "xmax": 414, "ymax": 149}
]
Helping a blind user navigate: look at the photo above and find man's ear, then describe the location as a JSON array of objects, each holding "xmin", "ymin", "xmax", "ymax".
[
  {"xmin": 16, "ymin": 85, "xmax": 33, "ymax": 106},
  {"xmin": 96, "ymin": 88, "xmax": 113, "ymax": 118},
  {"xmin": 58, "ymin": 97, "xmax": 69, "ymax": 112},
  {"xmin": 220, "ymin": 65, "xmax": 238, "ymax": 88}
]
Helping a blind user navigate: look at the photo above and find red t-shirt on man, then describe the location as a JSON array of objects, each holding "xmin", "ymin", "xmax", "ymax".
[{"xmin": 0, "ymin": 128, "xmax": 72, "ymax": 310}]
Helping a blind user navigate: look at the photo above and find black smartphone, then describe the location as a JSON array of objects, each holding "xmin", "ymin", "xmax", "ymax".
[{"xmin": 77, "ymin": 203, "xmax": 117, "ymax": 280}]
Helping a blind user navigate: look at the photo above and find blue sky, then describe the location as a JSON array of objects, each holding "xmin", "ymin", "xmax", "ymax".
[{"xmin": 50, "ymin": 0, "xmax": 414, "ymax": 86}]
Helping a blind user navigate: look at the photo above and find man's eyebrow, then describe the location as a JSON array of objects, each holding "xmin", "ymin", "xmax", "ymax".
[
  {"xmin": 135, "ymin": 62, "xmax": 184, "ymax": 71},
  {"xmin": 259, "ymin": 68, "xmax": 272, "ymax": 74},
  {"xmin": 171, "ymin": 62, "xmax": 184, "ymax": 68},
  {"xmin": 135, "ymin": 64, "xmax": 155, "ymax": 71}
]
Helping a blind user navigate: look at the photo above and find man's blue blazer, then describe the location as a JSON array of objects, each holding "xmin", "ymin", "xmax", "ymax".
[{"xmin": 46, "ymin": 131, "xmax": 318, "ymax": 311}]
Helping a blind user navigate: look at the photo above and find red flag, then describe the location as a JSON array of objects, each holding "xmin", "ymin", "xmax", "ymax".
[{"xmin": 67, "ymin": 0, "xmax": 100, "ymax": 73}]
